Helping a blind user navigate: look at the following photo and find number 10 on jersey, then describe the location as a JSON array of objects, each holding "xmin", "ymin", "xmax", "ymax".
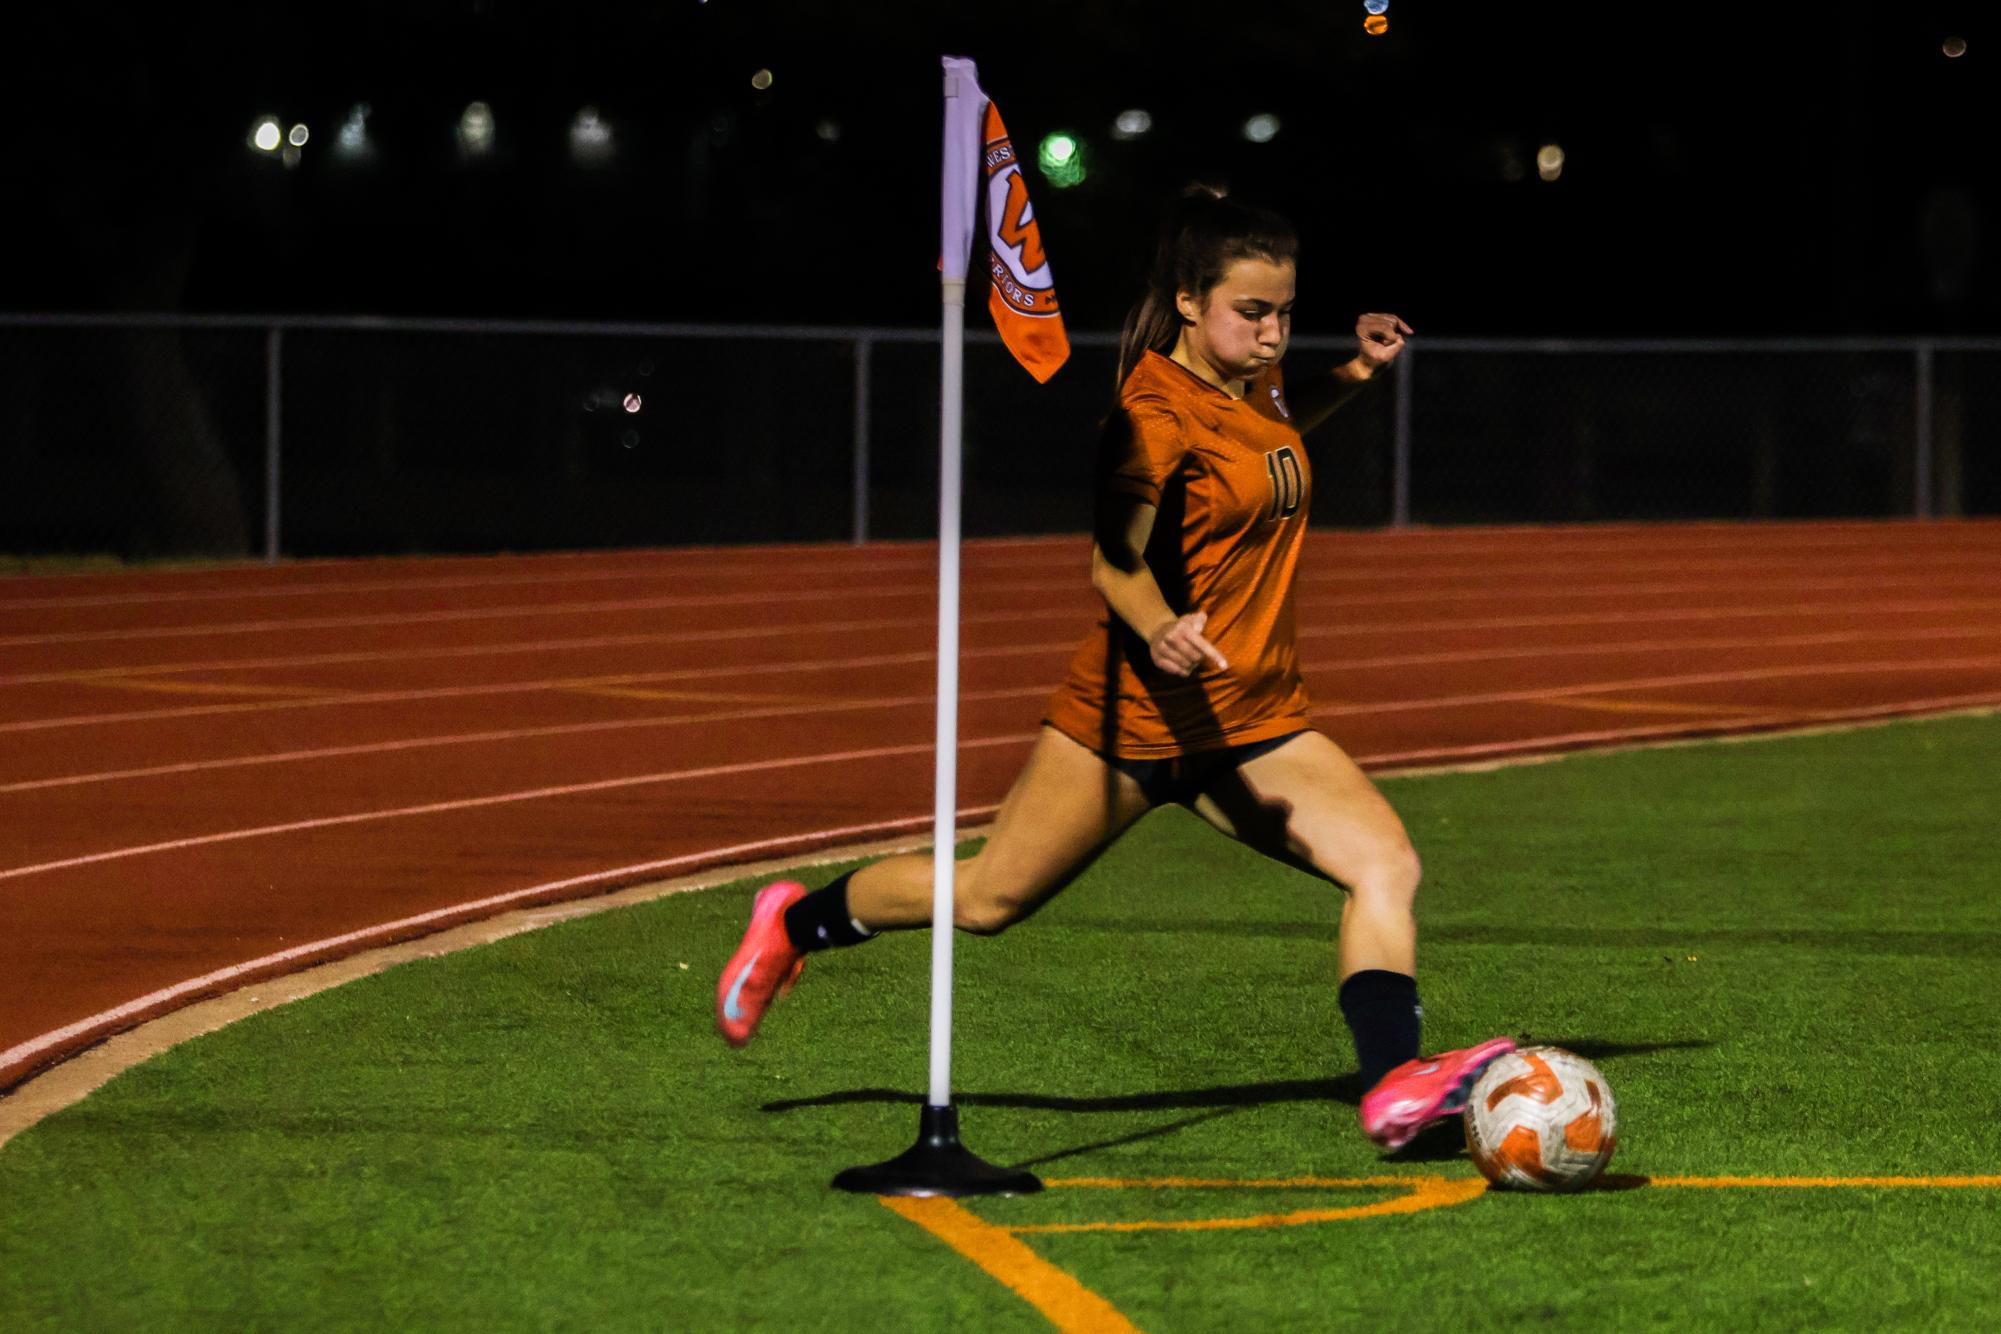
[{"xmin": 1265, "ymin": 446, "xmax": 1304, "ymax": 520}]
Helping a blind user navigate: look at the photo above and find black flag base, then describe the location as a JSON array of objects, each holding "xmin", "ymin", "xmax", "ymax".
[{"xmin": 832, "ymin": 1103, "xmax": 1044, "ymax": 1197}]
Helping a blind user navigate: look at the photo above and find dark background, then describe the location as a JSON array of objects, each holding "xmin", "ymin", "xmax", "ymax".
[{"xmin": 3, "ymin": 1, "xmax": 1993, "ymax": 335}]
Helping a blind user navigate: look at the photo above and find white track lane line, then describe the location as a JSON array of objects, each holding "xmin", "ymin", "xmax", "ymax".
[
  {"xmin": 7, "ymin": 520, "xmax": 1995, "ymax": 613},
  {"xmin": 1360, "ymin": 691, "xmax": 2001, "ymax": 767},
  {"xmin": 8, "ymin": 593, "xmax": 1998, "ymax": 693},
  {"xmin": 9, "ymin": 684, "xmax": 1998, "ymax": 1087},
  {"xmin": 0, "ymin": 800, "xmax": 1007, "ymax": 1082},
  {"xmin": 7, "ymin": 564, "xmax": 1999, "ymax": 650},
  {"xmin": 0, "ymin": 734, "xmax": 1033, "ymax": 884},
  {"xmin": 6, "ymin": 654, "xmax": 2001, "ymax": 881},
  {"xmin": 5, "ymin": 542, "xmax": 1990, "ymax": 614},
  {"xmin": 8, "ymin": 623, "xmax": 2001, "ymax": 793}
]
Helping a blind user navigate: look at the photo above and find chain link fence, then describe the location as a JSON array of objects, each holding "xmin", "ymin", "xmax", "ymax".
[{"xmin": 1, "ymin": 315, "xmax": 1994, "ymax": 561}]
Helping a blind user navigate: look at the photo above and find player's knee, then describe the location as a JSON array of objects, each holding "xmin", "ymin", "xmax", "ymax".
[
  {"xmin": 1329, "ymin": 837, "xmax": 1422, "ymax": 911},
  {"xmin": 954, "ymin": 889, "xmax": 1028, "ymax": 936}
]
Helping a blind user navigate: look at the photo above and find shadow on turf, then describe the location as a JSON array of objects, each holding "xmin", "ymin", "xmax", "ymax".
[
  {"xmin": 760, "ymin": 1038, "xmax": 1706, "ymax": 1126},
  {"xmin": 761, "ymin": 1074, "xmax": 1368, "ymax": 1116},
  {"xmin": 756, "ymin": 1040, "xmax": 1712, "ymax": 1168}
]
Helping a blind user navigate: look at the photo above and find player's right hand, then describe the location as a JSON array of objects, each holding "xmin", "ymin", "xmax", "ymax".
[{"xmin": 1148, "ymin": 612, "xmax": 1228, "ymax": 677}]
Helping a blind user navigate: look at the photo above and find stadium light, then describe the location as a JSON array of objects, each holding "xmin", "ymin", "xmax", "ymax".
[
  {"xmin": 336, "ymin": 104, "xmax": 373, "ymax": 159},
  {"xmin": 1111, "ymin": 108, "xmax": 1152, "ymax": 140},
  {"xmin": 1243, "ymin": 113, "xmax": 1280, "ymax": 144},
  {"xmin": 570, "ymin": 105, "xmax": 614, "ymax": 165},
  {"xmin": 459, "ymin": 101, "xmax": 496, "ymax": 158}
]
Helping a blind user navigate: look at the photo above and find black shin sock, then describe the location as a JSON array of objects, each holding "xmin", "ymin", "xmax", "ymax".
[
  {"xmin": 1339, "ymin": 969, "xmax": 1423, "ymax": 1087},
  {"xmin": 782, "ymin": 872, "xmax": 875, "ymax": 953}
]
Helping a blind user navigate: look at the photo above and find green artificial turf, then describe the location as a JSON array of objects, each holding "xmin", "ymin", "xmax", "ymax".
[{"xmin": 2, "ymin": 713, "xmax": 1998, "ymax": 1330}]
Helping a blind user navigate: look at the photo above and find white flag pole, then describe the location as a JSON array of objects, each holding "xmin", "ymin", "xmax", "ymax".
[
  {"xmin": 831, "ymin": 57, "xmax": 1039, "ymax": 1195},
  {"xmin": 930, "ymin": 269, "xmax": 965, "ymax": 1111}
]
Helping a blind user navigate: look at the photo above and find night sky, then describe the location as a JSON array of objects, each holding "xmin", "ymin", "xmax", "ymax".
[{"xmin": 5, "ymin": 1, "xmax": 1993, "ymax": 336}]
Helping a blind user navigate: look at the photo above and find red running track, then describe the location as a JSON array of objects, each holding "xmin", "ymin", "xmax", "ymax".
[{"xmin": 3, "ymin": 520, "xmax": 1999, "ymax": 1091}]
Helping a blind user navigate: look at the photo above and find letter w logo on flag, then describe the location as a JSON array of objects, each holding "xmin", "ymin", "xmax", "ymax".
[{"xmin": 942, "ymin": 57, "xmax": 1070, "ymax": 383}]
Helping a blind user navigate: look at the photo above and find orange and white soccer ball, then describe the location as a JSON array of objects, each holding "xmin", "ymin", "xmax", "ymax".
[{"xmin": 1463, "ymin": 1045, "xmax": 1618, "ymax": 1192}]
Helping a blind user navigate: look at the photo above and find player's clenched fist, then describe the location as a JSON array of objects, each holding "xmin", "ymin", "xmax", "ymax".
[{"xmin": 1148, "ymin": 611, "xmax": 1229, "ymax": 677}]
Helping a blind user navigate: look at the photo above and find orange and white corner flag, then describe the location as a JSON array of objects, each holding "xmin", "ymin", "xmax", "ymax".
[{"xmin": 942, "ymin": 56, "xmax": 1070, "ymax": 383}]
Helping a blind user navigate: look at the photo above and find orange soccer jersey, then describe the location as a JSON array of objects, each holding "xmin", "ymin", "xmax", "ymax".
[{"xmin": 1043, "ymin": 349, "xmax": 1313, "ymax": 759}]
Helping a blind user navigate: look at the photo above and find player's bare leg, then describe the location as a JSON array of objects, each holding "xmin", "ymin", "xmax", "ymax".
[
  {"xmin": 1192, "ymin": 730, "xmax": 1512, "ymax": 1147},
  {"xmin": 1190, "ymin": 730, "xmax": 1418, "ymax": 978},
  {"xmin": 718, "ymin": 727, "xmax": 1151, "ymax": 1046},
  {"xmin": 846, "ymin": 725, "xmax": 1153, "ymax": 933}
]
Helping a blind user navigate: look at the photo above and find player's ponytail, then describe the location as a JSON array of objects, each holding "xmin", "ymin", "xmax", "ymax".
[{"xmin": 1115, "ymin": 184, "xmax": 1299, "ymax": 391}]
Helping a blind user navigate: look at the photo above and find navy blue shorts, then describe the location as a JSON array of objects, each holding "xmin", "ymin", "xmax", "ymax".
[{"xmin": 1102, "ymin": 730, "xmax": 1311, "ymax": 807}]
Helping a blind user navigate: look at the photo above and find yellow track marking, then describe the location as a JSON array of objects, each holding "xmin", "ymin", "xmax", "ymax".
[
  {"xmin": 879, "ymin": 1196, "xmax": 1142, "ymax": 1334},
  {"xmin": 1532, "ymin": 695, "xmax": 1771, "ymax": 718},
  {"xmin": 80, "ymin": 675, "xmax": 339, "ymax": 700},
  {"xmin": 562, "ymin": 684, "xmax": 838, "ymax": 705}
]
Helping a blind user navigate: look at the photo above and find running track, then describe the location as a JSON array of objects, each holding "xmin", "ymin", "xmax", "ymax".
[{"xmin": 3, "ymin": 520, "xmax": 1998, "ymax": 1092}]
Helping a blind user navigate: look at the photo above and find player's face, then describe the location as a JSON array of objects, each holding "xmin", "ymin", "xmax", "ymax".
[{"xmin": 1181, "ymin": 257, "xmax": 1295, "ymax": 381}]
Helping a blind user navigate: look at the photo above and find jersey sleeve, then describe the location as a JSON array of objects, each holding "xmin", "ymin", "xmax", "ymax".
[{"xmin": 1098, "ymin": 395, "xmax": 1189, "ymax": 506}]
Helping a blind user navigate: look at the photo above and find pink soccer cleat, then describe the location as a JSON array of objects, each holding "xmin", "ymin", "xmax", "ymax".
[
  {"xmin": 715, "ymin": 880, "xmax": 808, "ymax": 1048},
  {"xmin": 1359, "ymin": 1037, "xmax": 1518, "ymax": 1151}
]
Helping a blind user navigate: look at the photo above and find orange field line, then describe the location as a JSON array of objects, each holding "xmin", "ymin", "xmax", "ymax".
[
  {"xmin": 878, "ymin": 1197, "xmax": 1141, "ymax": 1334},
  {"xmin": 1647, "ymin": 1175, "xmax": 2001, "ymax": 1189}
]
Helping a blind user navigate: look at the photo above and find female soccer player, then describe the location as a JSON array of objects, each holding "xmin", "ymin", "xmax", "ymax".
[{"xmin": 716, "ymin": 186, "xmax": 1511, "ymax": 1151}]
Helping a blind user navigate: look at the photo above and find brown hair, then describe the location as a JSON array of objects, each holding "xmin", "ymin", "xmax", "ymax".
[{"xmin": 1115, "ymin": 184, "xmax": 1300, "ymax": 389}]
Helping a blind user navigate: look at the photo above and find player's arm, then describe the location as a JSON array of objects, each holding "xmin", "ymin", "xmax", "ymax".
[
  {"xmin": 1090, "ymin": 493, "xmax": 1227, "ymax": 677},
  {"xmin": 1288, "ymin": 312, "xmax": 1413, "ymax": 436}
]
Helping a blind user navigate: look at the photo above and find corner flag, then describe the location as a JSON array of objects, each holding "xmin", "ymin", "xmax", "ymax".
[
  {"xmin": 829, "ymin": 56, "xmax": 1051, "ymax": 1199},
  {"xmin": 942, "ymin": 58, "xmax": 1070, "ymax": 383}
]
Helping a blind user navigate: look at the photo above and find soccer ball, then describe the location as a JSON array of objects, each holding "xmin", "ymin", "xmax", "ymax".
[{"xmin": 1463, "ymin": 1045, "xmax": 1618, "ymax": 1192}]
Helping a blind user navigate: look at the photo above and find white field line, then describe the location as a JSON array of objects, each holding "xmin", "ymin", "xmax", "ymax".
[
  {"xmin": 7, "ymin": 622, "xmax": 2001, "ymax": 793},
  {"xmin": 0, "ymin": 799, "xmax": 1003, "ymax": 1088},
  {"xmin": 6, "ymin": 653, "xmax": 2001, "ymax": 881},
  {"xmin": 7, "ymin": 593, "xmax": 1998, "ymax": 693},
  {"xmin": 4, "ymin": 567, "xmax": 1996, "ymax": 650}
]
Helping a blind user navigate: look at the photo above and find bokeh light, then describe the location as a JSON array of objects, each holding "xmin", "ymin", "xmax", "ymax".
[
  {"xmin": 250, "ymin": 117, "xmax": 282, "ymax": 153},
  {"xmin": 1112, "ymin": 108, "xmax": 1153, "ymax": 140},
  {"xmin": 1943, "ymin": 36, "xmax": 1967, "ymax": 58},
  {"xmin": 750, "ymin": 68, "xmax": 774, "ymax": 91},
  {"xmin": 1364, "ymin": 14, "xmax": 1389, "ymax": 35},
  {"xmin": 459, "ymin": 101, "xmax": 496, "ymax": 157},
  {"xmin": 1038, "ymin": 132, "xmax": 1085, "ymax": 187},
  {"xmin": 287, "ymin": 123, "xmax": 309, "ymax": 148},
  {"xmin": 1243, "ymin": 114, "xmax": 1281, "ymax": 144},
  {"xmin": 1537, "ymin": 142, "xmax": 1566, "ymax": 181},
  {"xmin": 570, "ymin": 106, "xmax": 614, "ymax": 165}
]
